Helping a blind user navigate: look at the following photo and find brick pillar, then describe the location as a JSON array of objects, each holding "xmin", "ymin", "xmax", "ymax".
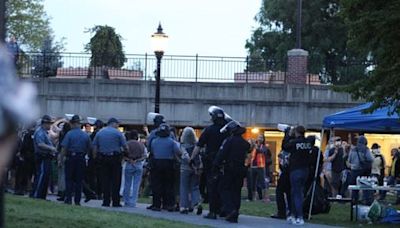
[{"xmin": 286, "ymin": 49, "xmax": 308, "ymax": 84}]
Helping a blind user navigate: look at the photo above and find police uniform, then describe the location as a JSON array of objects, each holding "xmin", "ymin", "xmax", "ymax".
[
  {"xmin": 61, "ymin": 123, "xmax": 91, "ymax": 205},
  {"xmin": 93, "ymin": 118, "xmax": 127, "ymax": 207},
  {"xmin": 284, "ymin": 129, "xmax": 313, "ymax": 222},
  {"xmin": 214, "ymin": 122, "xmax": 250, "ymax": 223},
  {"xmin": 32, "ymin": 117, "xmax": 56, "ymax": 199},
  {"xmin": 198, "ymin": 123, "xmax": 229, "ymax": 217},
  {"xmin": 149, "ymin": 124, "xmax": 180, "ymax": 211}
]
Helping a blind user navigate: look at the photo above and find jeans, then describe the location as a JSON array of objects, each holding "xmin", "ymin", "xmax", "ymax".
[
  {"xmin": 180, "ymin": 169, "xmax": 200, "ymax": 209},
  {"xmin": 290, "ymin": 168, "xmax": 309, "ymax": 219},
  {"xmin": 123, "ymin": 162, "xmax": 144, "ymax": 207}
]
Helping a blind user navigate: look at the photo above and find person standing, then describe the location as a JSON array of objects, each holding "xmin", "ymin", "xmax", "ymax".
[
  {"xmin": 214, "ymin": 121, "xmax": 250, "ymax": 223},
  {"xmin": 385, "ymin": 148, "xmax": 400, "ymax": 204},
  {"xmin": 123, "ymin": 130, "xmax": 147, "ymax": 207},
  {"xmin": 348, "ymin": 135, "xmax": 373, "ymax": 205},
  {"xmin": 190, "ymin": 106, "xmax": 229, "ymax": 219},
  {"xmin": 370, "ymin": 143, "xmax": 386, "ymax": 200},
  {"xmin": 14, "ymin": 125, "xmax": 36, "ymax": 195},
  {"xmin": 284, "ymin": 126, "xmax": 313, "ymax": 226},
  {"xmin": 56, "ymin": 122, "xmax": 71, "ymax": 201},
  {"xmin": 32, "ymin": 115, "xmax": 57, "ymax": 199},
  {"xmin": 179, "ymin": 127, "xmax": 202, "ymax": 214},
  {"xmin": 149, "ymin": 124, "xmax": 181, "ymax": 211},
  {"xmin": 93, "ymin": 118, "xmax": 128, "ymax": 207},
  {"xmin": 90, "ymin": 119, "xmax": 104, "ymax": 199},
  {"xmin": 248, "ymin": 134, "xmax": 270, "ymax": 202},
  {"xmin": 61, "ymin": 115, "xmax": 91, "ymax": 205},
  {"xmin": 6, "ymin": 36, "xmax": 19, "ymax": 66},
  {"xmin": 327, "ymin": 137, "xmax": 345, "ymax": 197}
]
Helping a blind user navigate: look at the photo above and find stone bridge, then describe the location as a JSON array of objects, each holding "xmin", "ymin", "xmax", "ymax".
[{"xmin": 27, "ymin": 78, "xmax": 359, "ymax": 129}]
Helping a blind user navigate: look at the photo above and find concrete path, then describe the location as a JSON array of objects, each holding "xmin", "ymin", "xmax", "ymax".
[{"xmin": 47, "ymin": 196, "xmax": 337, "ymax": 228}]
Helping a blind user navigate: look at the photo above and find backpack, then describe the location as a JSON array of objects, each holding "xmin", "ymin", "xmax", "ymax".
[
  {"xmin": 303, "ymin": 183, "xmax": 331, "ymax": 216},
  {"xmin": 356, "ymin": 148, "xmax": 372, "ymax": 171}
]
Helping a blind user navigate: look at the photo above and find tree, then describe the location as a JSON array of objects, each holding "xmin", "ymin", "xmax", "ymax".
[
  {"xmin": 6, "ymin": 0, "xmax": 51, "ymax": 51},
  {"xmin": 245, "ymin": 0, "xmax": 367, "ymax": 84},
  {"xmin": 85, "ymin": 25, "xmax": 126, "ymax": 68},
  {"xmin": 32, "ymin": 35, "xmax": 64, "ymax": 77},
  {"xmin": 337, "ymin": 0, "xmax": 400, "ymax": 113}
]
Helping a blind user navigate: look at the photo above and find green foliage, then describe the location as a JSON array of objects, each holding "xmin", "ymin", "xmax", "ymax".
[
  {"xmin": 337, "ymin": 0, "xmax": 400, "ymax": 114},
  {"xmin": 32, "ymin": 35, "xmax": 65, "ymax": 77},
  {"xmin": 6, "ymin": 0, "xmax": 51, "ymax": 51},
  {"xmin": 246, "ymin": 0, "xmax": 368, "ymax": 84},
  {"xmin": 85, "ymin": 25, "xmax": 126, "ymax": 68}
]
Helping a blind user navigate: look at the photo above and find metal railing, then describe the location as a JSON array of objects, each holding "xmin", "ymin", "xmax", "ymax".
[{"xmin": 15, "ymin": 52, "xmax": 373, "ymax": 84}]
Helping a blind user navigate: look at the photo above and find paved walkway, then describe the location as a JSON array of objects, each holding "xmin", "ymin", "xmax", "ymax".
[{"xmin": 47, "ymin": 196, "xmax": 336, "ymax": 228}]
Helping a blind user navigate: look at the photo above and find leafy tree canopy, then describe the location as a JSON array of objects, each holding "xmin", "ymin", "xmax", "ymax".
[
  {"xmin": 337, "ymin": 0, "xmax": 400, "ymax": 114},
  {"xmin": 6, "ymin": 0, "xmax": 52, "ymax": 51},
  {"xmin": 85, "ymin": 25, "xmax": 126, "ymax": 68},
  {"xmin": 246, "ymin": 0, "xmax": 367, "ymax": 84}
]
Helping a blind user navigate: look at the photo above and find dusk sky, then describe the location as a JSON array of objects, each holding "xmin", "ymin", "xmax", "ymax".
[{"xmin": 44, "ymin": 0, "xmax": 262, "ymax": 57}]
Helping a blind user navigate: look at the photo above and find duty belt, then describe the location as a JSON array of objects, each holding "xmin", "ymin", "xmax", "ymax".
[
  {"xmin": 68, "ymin": 152, "xmax": 85, "ymax": 157},
  {"xmin": 99, "ymin": 151, "xmax": 121, "ymax": 157}
]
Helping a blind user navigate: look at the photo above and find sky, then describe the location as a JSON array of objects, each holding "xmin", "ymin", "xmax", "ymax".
[{"xmin": 43, "ymin": 0, "xmax": 262, "ymax": 57}]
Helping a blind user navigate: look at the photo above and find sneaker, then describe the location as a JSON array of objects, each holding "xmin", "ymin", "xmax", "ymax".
[
  {"xmin": 294, "ymin": 218, "xmax": 304, "ymax": 226},
  {"xmin": 287, "ymin": 216, "xmax": 294, "ymax": 224}
]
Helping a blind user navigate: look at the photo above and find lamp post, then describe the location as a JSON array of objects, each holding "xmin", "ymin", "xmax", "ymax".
[
  {"xmin": 151, "ymin": 23, "xmax": 168, "ymax": 113},
  {"xmin": 295, "ymin": 0, "xmax": 302, "ymax": 49}
]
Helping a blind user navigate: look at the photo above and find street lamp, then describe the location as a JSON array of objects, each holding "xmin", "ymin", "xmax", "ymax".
[{"xmin": 151, "ymin": 23, "xmax": 168, "ymax": 113}]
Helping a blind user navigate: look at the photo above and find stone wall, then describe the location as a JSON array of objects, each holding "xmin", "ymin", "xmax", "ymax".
[{"xmin": 27, "ymin": 78, "xmax": 360, "ymax": 129}]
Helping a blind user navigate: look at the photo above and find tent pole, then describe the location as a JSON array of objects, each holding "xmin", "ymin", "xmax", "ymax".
[{"xmin": 308, "ymin": 128, "xmax": 325, "ymax": 220}]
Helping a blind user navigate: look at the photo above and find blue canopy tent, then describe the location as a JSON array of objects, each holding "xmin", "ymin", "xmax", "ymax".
[
  {"xmin": 322, "ymin": 103, "xmax": 400, "ymax": 133},
  {"xmin": 308, "ymin": 103, "xmax": 400, "ymax": 220}
]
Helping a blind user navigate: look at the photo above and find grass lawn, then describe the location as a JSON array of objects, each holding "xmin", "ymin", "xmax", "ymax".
[
  {"xmin": 139, "ymin": 187, "xmax": 400, "ymax": 227},
  {"xmin": 5, "ymin": 194, "xmax": 203, "ymax": 228}
]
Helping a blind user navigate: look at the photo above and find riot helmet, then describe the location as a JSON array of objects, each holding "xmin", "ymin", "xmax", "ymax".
[
  {"xmin": 208, "ymin": 106, "xmax": 225, "ymax": 124},
  {"xmin": 147, "ymin": 112, "xmax": 165, "ymax": 127},
  {"xmin": 220, "ymin": 120, "xmax": 246, "ymax": 135}
]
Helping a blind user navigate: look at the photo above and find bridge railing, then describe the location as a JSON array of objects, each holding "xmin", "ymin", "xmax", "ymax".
[{"xmin": 16, "ymin": 52, "xmax": 373, "ymax": 84}]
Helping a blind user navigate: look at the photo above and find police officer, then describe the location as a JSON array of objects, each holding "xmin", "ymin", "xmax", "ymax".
[
  {"xmin": 146, "ymin": 112, "xmax": 165, "ymax": 149},
  {"xmin": 214, "ymin": 121, "xmax": 250, "ymax": 223},
  {"xmin": 93, "ymin": 117, "xmax": 128, "ymax": 207},
  {"xmin": 32, "ymin": 115, "xmax": 57, "ymax": 199},
  {"xmin": 190, "ymin": 106, "xmax": 229, "ymax": 219},
  {"xmin": 61, "ymin": 115, "xmax": 91, "ymax": 205},
  {"xmin": 284, "ymin": 125, "xmax": 313, "ymax": 226},
  {"xmin": 149, "ymin": 124, "xmax": 180, "ymax": 211}
]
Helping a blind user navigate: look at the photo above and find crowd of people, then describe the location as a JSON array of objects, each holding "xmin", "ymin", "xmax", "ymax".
[
  {"xmin": 8, "ymin": 107, "xmax": 271, "ymax": 223},
  {"xmin": 6, "ymin": 108, "xmax": 400, "ymax": 225}
]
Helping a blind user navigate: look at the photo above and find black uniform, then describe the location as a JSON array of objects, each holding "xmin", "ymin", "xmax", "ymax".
[
  {"xmin": 15, "ymin": 130, "xmax": 35, "ymax": 195},
  {"xmin": 197, "ymin": 124, "xmax": 229, "ymax": 215},
  {"xmin": 214, "ymin": 134, "xmax": 250, "ymax": 221}
]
